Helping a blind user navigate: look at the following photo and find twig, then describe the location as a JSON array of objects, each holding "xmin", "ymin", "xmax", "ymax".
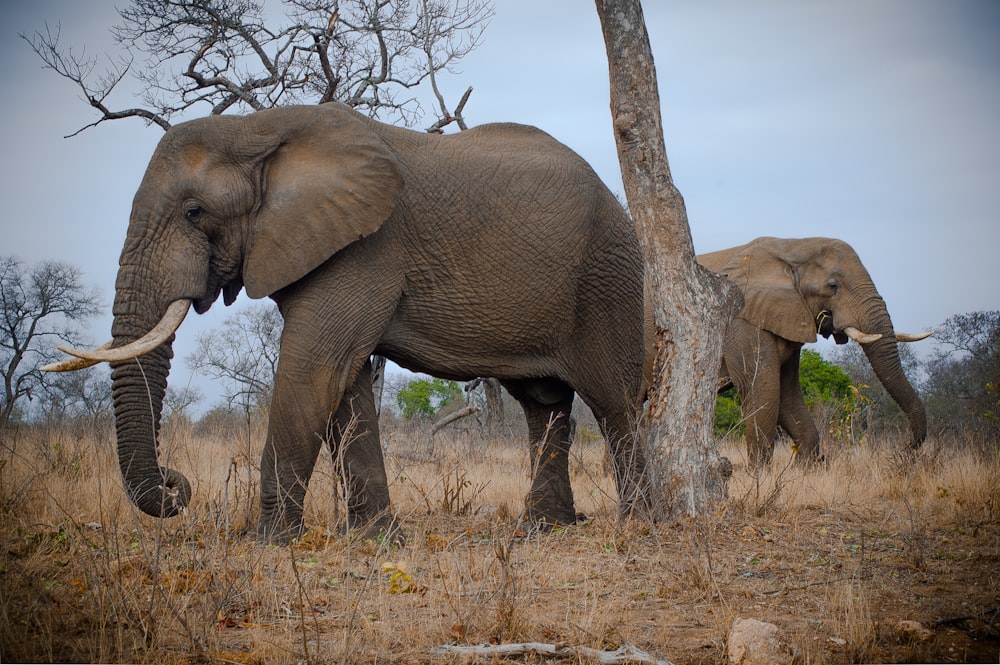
[
  {"xmin": 934, "ymin": 606, "xmax": 1000, "ymax": 634},
  {"xmin": 758, "ymin": 575, "xmax": 856, "ymax": 596},
  {"xmin": 430, "ymin": 641, "xmax": 675, "ymax": 665},
  {"xmin": 286, "ymin": 546, "xmax": 313, "ymax": 664}
]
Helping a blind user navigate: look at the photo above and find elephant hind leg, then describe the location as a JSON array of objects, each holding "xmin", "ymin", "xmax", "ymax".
[
  {"xmin": 584, "ymin": 397, "xmax": 647, "ymax": 520},
  {"xmin": 502, "ymin": 377, "xmax": 577, "ymax": 528}
]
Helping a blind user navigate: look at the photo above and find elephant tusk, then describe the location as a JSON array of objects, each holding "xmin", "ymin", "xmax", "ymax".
[
  {"xmin": 895, "ymin": 330, "xmax": 933, "ymax": 342},
  {"xmin": 41, "ymin": 341, "xmax": 112, "ymax": 372},
  {"xmin": 56, "ymin": 299, "xmax": 191, "ymax": 363},
  {"xmin": 844, "ymin": 326, "xmax": 882, "ymax": 344}
]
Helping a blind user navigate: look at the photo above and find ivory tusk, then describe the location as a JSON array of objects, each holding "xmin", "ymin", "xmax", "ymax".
[
  {"xmin": 844, "ymin": 326, "xmax": 883, "ymax": 344},
  {"xmin": 56, "ymin": 299, "xmax": 191, "ymax": 363},
  {"xmin": 895, "ymin": 331, "xmax": 933, "ymax": 342},
  {"xmin": 41, "ymin": 341, "xmax": 112, "ymax": 372}
]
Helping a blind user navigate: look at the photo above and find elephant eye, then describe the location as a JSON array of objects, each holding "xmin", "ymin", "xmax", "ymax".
[
  {"xmin": 827, "ymin": 282, "xmax": 838, "ymax": 293},
  {"xmin": 185, "ymin": 205, "xmax": 204, "ymax": 222}
]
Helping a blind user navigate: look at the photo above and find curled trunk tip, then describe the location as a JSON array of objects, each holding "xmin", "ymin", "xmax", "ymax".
[{"xmin": 128, "ymin": 468, "xmax": 192, "ymax": 517}]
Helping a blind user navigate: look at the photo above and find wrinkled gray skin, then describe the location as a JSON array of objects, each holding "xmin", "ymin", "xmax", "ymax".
[
  {"xmin": 698, "ymin": 237, "xmax": 926, "ymax": 468},
  {"xmin": 108, "ymin": 103, "xmax": 646, "ymax": 543}
]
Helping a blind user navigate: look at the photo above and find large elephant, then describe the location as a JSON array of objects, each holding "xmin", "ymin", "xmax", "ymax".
[
  {"xmin": 50, "ymin": 103, "xmax": 647, "ymax": 542},
  {"xmin": 698, "ymin": 237, "xmax": 929, "ymax": 468}
]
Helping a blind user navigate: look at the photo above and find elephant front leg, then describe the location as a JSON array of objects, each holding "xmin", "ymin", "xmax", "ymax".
[
  {"xmin": 256, "ymin": 368, "xmax": 337, "ymax": 544},
  {"xmin": 257, "ymin": 436, "xmax": 320, "ymax": 544},
  {"xmin": 731, "ymin": 337, "xmax": 782, "ymax": 470},
  {"xmin": 743, "ymin": 400, "xmax": 779, "ymax": 469},
  {"xmin": 328, "ymin": 360, "xmax": 397, "ymax": 542}
]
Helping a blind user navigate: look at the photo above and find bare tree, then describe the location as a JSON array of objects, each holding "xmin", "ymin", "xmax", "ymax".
[
  {"xmin": 465, "ymin": 376, "xmax": 504, "ymax": 431},
  {"xmin": 594, "ymin": 1, "xmax": 743, "ymax": 520},
  {"xmin": 38, "ymin": 366, "xmax": 114, "ymax": 429},
  {"xmin": 931, "ymin": 311, "xmax": 1000, "ymax": 363},
  {"xmin": 923, "ymin": 310, "xmax": 1000, "ymax": 440},
  {"xmin": 187, "ymin": 302, "xmax": 282, "ymax": 411},
  {"xmin": 22, "ymin": 0, "xmax": 493, "ymax": 134},
  {"xmin": 1, "ymin": 256, "xmax": 103, "ymax": 429}
]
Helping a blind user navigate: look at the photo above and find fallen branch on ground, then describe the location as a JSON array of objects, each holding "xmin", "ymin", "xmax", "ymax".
[{"xmin": 430, "ymin": 641, "xmax": 674, "ymax": 664}]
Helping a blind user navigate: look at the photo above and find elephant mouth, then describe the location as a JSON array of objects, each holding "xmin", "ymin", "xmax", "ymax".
[
  {"xmin": 223, "ymin": 277, "xmax": 244, "ymax": 306},
  {"xmin": 816, "ymin": 310, "xmax": 845, "ymax": 342},
  {"xmin": 193, "ymin": 275, "xmax": 244, "ymax": 313}
]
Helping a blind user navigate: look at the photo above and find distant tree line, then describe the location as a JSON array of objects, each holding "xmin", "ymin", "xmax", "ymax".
[{"xmin": 922, "ymin": 311, "xmax": 1000, "ymax": 441}]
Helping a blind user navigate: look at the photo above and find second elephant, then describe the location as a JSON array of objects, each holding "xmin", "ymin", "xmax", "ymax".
[{"xmin": 698, "ymin": 237, "xmax": 928, "ymax": 468}]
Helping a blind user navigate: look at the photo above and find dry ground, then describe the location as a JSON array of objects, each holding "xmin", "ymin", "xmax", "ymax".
[{"xmin": 1, "ymin": 419, "xmax": 998, "ymax": 664}]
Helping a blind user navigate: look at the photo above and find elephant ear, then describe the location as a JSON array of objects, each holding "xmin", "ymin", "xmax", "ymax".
[
  {"xmin": 703, "ymin": 238, "xmax": 817, "ymax": 344},
  {"xmin": 243, "ymin": 105, "xmax": 404, "ymax": 299}
]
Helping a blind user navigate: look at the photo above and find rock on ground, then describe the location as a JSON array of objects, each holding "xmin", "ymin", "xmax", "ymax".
[{"xmin": 727, "ymin": 617, "xmax": 798, "ymax": 665}]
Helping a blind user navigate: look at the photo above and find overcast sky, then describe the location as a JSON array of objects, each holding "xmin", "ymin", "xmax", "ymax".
[{"xmin": 2, "ymin": 1, "xmax": 998, "ymax": 410}]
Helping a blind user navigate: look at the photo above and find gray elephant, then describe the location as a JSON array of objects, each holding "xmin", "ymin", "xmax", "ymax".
[
  {"xmin": 49, "ymin": 103, "xmax": 647, "ymax": 542},
  {"xmin": 698, "ymin": 237, "xmax": 929, "ymax": 468}
]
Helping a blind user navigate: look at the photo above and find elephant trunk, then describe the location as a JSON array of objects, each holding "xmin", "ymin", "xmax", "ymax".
[
  {"xmin": 856, "ymin": 295, "xmax": 927, "ymax": 448},
  {"xmin": 109, "ymin": 280, "xmax": 192, "ymax": 517}
]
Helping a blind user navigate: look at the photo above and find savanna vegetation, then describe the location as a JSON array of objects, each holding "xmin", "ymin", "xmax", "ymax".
[
  {"xmin": 2, "ymin": 256, "xmax": 999, "ymax": 662},
  {"xmin": 1, "ymin": 409, "xmax": 998, "ymax": 664}
]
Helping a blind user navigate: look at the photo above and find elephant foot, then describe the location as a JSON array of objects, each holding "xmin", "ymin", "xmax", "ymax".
[
  {"xmin": 746, "ymin": 443, "xmax": 775, "ymax": 471},
  {"xmin": 522, "ymin": 498, "xmax": 579, "ymax": 532},
  {"xmin": 255, "ymin": 515, "xmax": 307, "ymax": 545},
  {"xmin": 614, "ymin": 474, "xmax": 655, "ymax": 521},
  {"xmin": 343, "ymin": 512, "xmax": 406, "ymax": 548},
  {"xmin": 792, "ymin": 449, "xmax": 825, "ymax": 467}
]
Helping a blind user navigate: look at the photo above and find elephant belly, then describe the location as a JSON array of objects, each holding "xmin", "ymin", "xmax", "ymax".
[{"xmin": 376, "ymin": 314, "xmax": 567, "ymax": 383}]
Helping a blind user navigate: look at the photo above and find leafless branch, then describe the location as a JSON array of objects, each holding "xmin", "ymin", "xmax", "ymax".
[
  {"xmin": 23, "ymin": 0, "xmax": 493, "ymax": 135},
  {"xmin": 431, "ymin": 404, "xmax": 478, "ymax": 435}
]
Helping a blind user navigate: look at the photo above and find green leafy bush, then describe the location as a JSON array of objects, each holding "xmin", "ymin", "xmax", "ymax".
[
  {"xmin": 714, "ymin": 387, "xmax": 743, "ymax": 438},
  {"xmin": 396, "ymin": 378, "xmax": 463, "ymax": 419}
]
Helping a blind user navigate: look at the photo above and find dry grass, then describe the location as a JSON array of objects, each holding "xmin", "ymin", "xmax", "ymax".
[{"xmin": 1, "ymin": 420, "xmax": 998, "ymax": 664}]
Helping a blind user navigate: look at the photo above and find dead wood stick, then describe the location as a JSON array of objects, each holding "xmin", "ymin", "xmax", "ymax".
[
  {"xmin": 431, "ymin": 405, "xmax": 479, "ymax": 435},
  {"xmin": 430, "ymin": 641, "xmax": 674, "ymax": 664}
]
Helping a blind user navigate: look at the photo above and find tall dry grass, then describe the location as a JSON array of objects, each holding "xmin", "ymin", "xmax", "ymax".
[{"xmin": 1, "ymin": 418, "xmax": 997, "ymax": 664}]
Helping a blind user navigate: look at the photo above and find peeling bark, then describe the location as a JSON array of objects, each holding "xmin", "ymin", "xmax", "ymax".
[{"xmin": 595, "ymin": 0, "xmax": 743, "ymax": 519}]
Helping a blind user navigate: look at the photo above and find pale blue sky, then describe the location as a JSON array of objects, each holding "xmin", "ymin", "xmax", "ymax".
[{"xmin": 2, "ymin": 1, "xmax": 998, "ymax": 408}]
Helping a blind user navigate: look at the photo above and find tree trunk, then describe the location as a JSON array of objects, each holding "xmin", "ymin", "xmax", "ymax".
[
  {"xmin": 595, "ymin": 0, "xmax": 743, "ymax": 520},
  {"xmin": 371, "ymin": 355, "xmax": 386, "ymax": 415},
  {"xmin": 482, "ymin": 377, "xmax": 504, "ymax": 431}
]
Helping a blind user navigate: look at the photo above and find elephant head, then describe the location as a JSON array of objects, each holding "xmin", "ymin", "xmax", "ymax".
[
  {"xmin": 51, "ymin": 105, "xmax": 404, "ymax": 518},
  {"xmin": 699, "ymin": 236, "xmax": 929, "ymax": 454}
]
